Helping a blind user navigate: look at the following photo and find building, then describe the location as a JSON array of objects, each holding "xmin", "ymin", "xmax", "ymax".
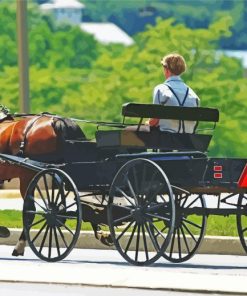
[
  {"xmin": 40, "ymin": 0, "xmax": 85, "ymax": 25},
  {"xmin": 80, "ymin": 22, "xmax": 134, "ymax": 46},
  {"xmin": 40, "ymin": 0, "xmax": 134, "ymax": 46}
]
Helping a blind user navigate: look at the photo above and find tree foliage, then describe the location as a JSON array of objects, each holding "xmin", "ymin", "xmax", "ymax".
[
  {"xmin": 0, "ymin": 3, "xmax": 246, "ymax": 157},
  {"xmin": 82, "ymin": 0, "xmax": 247, "ymax": 50}
]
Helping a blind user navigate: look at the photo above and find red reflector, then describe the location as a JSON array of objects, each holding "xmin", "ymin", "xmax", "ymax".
[
  {"xmin": 214, "ymin": 165, "xmax": 222, "ymax": 172},
  {"xmin": 238, "ymin": 164, "xmax": 247, "ymax": 188},
  {"xmin": 214, "ymin": 173, "xmax": 222, "ymax": 179}
]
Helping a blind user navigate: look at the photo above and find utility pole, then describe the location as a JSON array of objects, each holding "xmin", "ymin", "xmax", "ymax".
[{"xmin": 16, "ymin": 0, "xmax": 29, "ymax": 113}]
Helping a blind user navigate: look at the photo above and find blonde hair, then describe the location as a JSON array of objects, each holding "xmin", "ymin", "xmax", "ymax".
[{"xmin": 161, "ymin": 53, "xmax": 186, "ymax": 75}]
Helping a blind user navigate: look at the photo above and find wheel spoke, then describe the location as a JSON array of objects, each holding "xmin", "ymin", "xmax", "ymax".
[
  {"xmin": 140, "ymin": 163, "xmax": 147, "ymax": 194},
  {"xmin": 55, "ymin": 184, "xmax": 64, "ymax": 205},
  {"xmin": 177, "ymin": 228, "xmax": 182, "ymax": 259},
  {"xmin": 135, "ymin": 224, "xmax": 141, "ymax": 261},
  {"xmin": 25, "ymin": 210, "xmax": 46, "ymax": 216},
  {"xmin": 56, "ymin": 214, "xmax": 78, "ymax": 220},
  {"xmin": 183, "ymin": 217, "xmax": 202, "ymax": 229},
  {"xmin": 145, "ymin": 170, "xmax": 159, "ymax": 197},
  {"xmin": 39, "ymin": 225, "xmax": 49, "ymax": 254},
  {"xmin": 53, "ymin": 227, "xmax": 61, "ymax": 257},
  {"xmin": 146, "ymin": 203, "xmax": 168, "ymax": 212},
  {"xmin": 124, "ymin": 223, "xmax": 137, "ymax": 254},
  {"xmin": 113, "ymin": 213, "xmax": 133, "ymax": 226},
  {"xmin": 48, "ymin": 226, "xmax": 53, "ymax": 259},
  {"xmin": 116, "ymin": 220, "xmax": 134, "ymax": 242},
  {"xmin": 180, "ymin": 194, "xmax": 190, "ymax": 208},
  {"xmin": 111, "ymin": 203, "xmax": 133, "ymax": 211},
  {"xmin": 144, "ymin": 221, "xmax": 160, "ymax": 251},
  {"xmin": 57, "ymin": 226, "xmax": 69, "ymax": 248},
  {"xmin": 31, "ymin": 222, "xmax": 47, "ymax": 243},
  {"xmin": 146, "ymin": 218, "xmax": 167, "ymax": 240},
  {"xmin": 126, "ymin": 177, "xmax": 138, "ymax": 205},
  {"xmin": 115, "ymin": 187, "xmax": 135, "ymax": 206},
  {"xmin": 29, "ymin": 217, "xmax": 46, "ymax": 228},
  {"xmin": 56, "ymin": 218, "xmax": 74, "ymax": 236},
  {"xmin": 241, "ymin": 226, "xmax": 247, "ymax": 234},
  {"xmin": 141, "ymin": 224, "xmax": 149, "ymax": 261},
  {"xmin": 132, "ymin": 166, "xmax": 139, "ymax": 196},
  {"xmin": 51, "ymin": 174, "xmax": 56, "ymax": 203},
  {"xmin": 180, "ymin": 225, "xmax": 190, "ymax": 254},
  {"xmin": 181, "ymin": 221, "xmax": 197, "ymax": 243},
  {"xmin": 145, "ymin": 212, "xmax": 170, "ymax": 222},
  {"xmin": 36, "ymin": 184, "xmax": 48, "ymax": 209},
  {"xmin": 27, "ymin": 196, "xmax": 47, "ymax": 212},
  {"xmin": 146, "ymin": 183, "xmax": 164, "ymax": 205},
  {"xmin": 60, "ymin": 201, "xmax": 77, "ymax": 211},
  {"xmin": 43, "ymin": 175, "xmax": 51, "ymax": 204},
  {"xmin": 185, "ymin": 195, "xmax": 200, "ymax": 209},
  {"xmin": 169, "ymin": 230, "xmax": 176, "ymax": 258}
]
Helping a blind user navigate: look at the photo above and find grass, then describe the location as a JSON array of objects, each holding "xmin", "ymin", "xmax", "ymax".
[{"xmin": 0, "ymin": 210, "xmax": 241, "ymax": 236}]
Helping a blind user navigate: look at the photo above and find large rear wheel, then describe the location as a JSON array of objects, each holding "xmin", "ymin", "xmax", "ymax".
[
  {"xmin": 161, "ymin": 191, "xmax": 207, "ymax": 263},
  {"xmin": 108, "ymin": 158, "xmax": 175, "ymax": 266},
  {"xmin": 237, "ymin": 193, "xmax": 247, "ymax": 253}
]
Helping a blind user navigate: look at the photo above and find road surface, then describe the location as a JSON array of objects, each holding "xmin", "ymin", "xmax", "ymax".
[{"xmin": 0, "ymin": 246, "xmax": 247, "ymax": 294}]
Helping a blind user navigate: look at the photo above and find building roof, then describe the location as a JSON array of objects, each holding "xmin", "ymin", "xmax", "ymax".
[
  {"xmin": 80, "ymin": 22, "xmax": 134, "ymax": 46},
  {"xmin": 41, "ymin": 0, "xmax": 85, "ymax": 10}
]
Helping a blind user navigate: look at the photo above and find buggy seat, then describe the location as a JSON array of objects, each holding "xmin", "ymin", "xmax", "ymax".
[{"xmin": 96, "ymin": 103, "xmax": 219, "ymax": 152}]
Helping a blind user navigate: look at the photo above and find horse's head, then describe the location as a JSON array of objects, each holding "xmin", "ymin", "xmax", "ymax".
[{"xmin": 0, "ymin": 105, "xmax": 13, "ymax": 122}]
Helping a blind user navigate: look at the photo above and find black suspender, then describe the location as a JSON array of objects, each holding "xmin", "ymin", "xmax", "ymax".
[{"xmin": 164, "ymin": 84, "xmax": 189, "ymax": 133}]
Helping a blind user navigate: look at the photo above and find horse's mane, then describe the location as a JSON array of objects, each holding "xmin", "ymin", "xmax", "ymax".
[{"xmin": 52, "ymin": 116, "xmax": 86, "ymax": 141}]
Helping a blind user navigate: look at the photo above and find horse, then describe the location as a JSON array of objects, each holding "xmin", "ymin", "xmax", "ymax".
[{"xmin": 0, "ymin": 105, "xmax": 112, "ymax": 257}]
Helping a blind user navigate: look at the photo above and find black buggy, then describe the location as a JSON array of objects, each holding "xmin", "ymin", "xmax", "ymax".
[{"xmin": 0, "ymin": 103, "xmax": 246, "ymax": 266}]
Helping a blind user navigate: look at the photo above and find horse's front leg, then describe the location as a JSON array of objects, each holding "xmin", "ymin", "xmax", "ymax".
[{"xmin": 12, "ymin": 172, "xmax": 35, "ymax": 257}]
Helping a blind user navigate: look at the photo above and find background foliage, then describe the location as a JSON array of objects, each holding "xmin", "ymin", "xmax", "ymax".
[
  {"xmin": 0, "ymin": 2, "xmax": 246, "ymax": 157},
  {"xmin": 82, "ymin": 0, "xmax": 247, "ymax": 50}
]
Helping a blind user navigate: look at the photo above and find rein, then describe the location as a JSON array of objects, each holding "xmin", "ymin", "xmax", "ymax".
[{"xmin": 14, "ymin": 113, "xmax": 131, "ymax": 129}]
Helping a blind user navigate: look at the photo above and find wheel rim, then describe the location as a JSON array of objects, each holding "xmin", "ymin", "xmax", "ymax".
[
  {"xmin": 108, "ymin": 158, "xmax": 175, "ymax": 266},
  {"xmin": 23, "ymin": 169, "xmax": 82, "ymax": 262},
  {"xmin": 162, "ymin": 192, "xmax": 207, "ymax": 263},
  {"xmin": 237, "ymin": 193, "xmax": 247, "ymax": 253}
]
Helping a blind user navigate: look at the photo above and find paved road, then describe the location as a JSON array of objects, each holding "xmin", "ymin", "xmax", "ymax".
[
  {"xmin": 0, "ymin": 282, "xmax": 242, "ymax": 296},
  {"xmin": 1, "ymin": 246, "xmax": 247, "ymax": 294}
]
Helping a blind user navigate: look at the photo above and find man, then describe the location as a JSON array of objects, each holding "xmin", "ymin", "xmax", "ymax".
[
  {"xmin": 0, "ymin": 226, "xmax": 10, "ymax": 238},
  {"xmin": 150, "ymin": 53, "xmax": 200, "ymax": 133}
]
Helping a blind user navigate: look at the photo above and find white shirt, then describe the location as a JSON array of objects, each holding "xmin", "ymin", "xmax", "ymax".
[{"xmin": 153, "ymin": 76, "xmax": 200, "ymax": 133}]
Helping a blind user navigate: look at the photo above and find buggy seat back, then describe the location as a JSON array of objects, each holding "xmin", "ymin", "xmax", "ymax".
[{"xmin": 96, "ymin": 103, "xmax": 219, "ymax": 152}]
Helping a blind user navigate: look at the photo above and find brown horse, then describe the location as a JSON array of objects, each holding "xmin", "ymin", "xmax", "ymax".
[{"xmin": 0, "ymin": 105, "xmax": 86, "ymax": 255}]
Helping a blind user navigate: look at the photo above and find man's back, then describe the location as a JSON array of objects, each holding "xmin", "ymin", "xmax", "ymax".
[{"xmin": 153, "ymin": 76, "xmax": 200, "ymax": 133}]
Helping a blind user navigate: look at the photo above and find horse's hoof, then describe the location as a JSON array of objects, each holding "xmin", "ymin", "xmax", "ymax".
[
  {"xmin": 100, "ymin": 235, "xmax": 114, "ymax": 247},
  {"xmin": 12, "ymin": 249, "xmax": 24, "ymax": 257},
  {"xmin": 0, "ymin": 226, "xmax": 10, "ymax": 238}
]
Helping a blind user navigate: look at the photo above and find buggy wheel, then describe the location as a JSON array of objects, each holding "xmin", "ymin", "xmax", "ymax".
[
  {"xmin": 108, "ymin": 158, "xmax": 175, "ymax": 266},
  {"xmin": 237, "ymin": 193, "xmax": 247, "ymax": 253},
  {"xmin": 162, "ymin": 192, "xmax": 207, "ymax": 263},
  {"xmin": 23, "ymin": 168, "xmax": 82, "ymax": 262}
]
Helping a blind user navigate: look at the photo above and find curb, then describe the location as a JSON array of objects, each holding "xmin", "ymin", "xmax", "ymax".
[
  {"xmin": 0, "ymin": 191, "xmax": 246, "ymax": 256},
  {"xmin": 0, "ymin": 229, "xmax": 245, "ymax": 256}
]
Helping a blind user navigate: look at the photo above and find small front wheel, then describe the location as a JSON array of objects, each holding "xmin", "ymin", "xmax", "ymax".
[
  {"xmin": 108, "ymin": 158, "xmax": 175, "ymax": 266},
  {"xmin": 23, "ymin": 168, "xmax": 82, "ymax": 262}
]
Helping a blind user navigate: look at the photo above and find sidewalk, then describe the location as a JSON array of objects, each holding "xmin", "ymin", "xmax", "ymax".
[{"xmin": 1, "ymin": 246, "xmax": 247, "ymax": 294}]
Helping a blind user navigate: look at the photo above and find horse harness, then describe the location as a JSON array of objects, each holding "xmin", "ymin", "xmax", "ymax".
[{"xmin": 18, "ymin": 114, "xmax": 52, "ymax": 156}]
